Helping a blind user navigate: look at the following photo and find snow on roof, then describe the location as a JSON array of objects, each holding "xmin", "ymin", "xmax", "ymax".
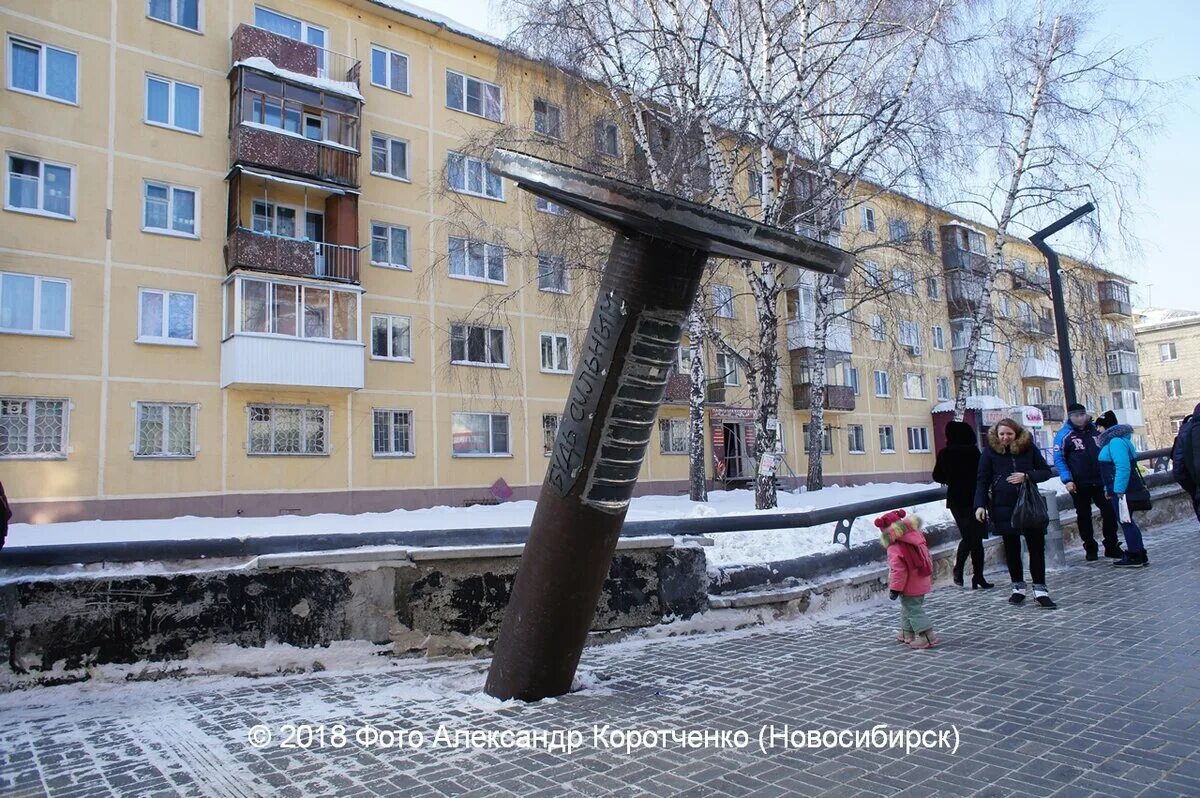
[
  {"xmin": 932, "ymin": 395, "xmax": 1007, "ymax": 413},
  {"xmin": 232, "ymin": 57, "xmax": 364, "ymax": 101},
  {"xmin": 369, "ymin": 1, "xmax": 501, "ymax": 46}
]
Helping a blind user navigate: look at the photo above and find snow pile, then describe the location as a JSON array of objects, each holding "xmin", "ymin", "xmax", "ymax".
[
  {"xmin": 233, "ymin": 57, "xmax": 364, "ymax": 101},
  {"xmin": 371, "ymin": 0, "xmax": 501, "ymax": 45}
]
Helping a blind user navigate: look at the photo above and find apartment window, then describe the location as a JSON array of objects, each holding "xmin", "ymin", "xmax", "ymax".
[
  {"xmin": 1, "ymin": 272, "xmax": 69, "ymax": 335},
  {"xmin": 801, "ymin": 423, "xmax": 833, "ymax": 455},
  {"xmin": 248, "ymin": 404, "xmax": 328, "ymax": 455},
  {"xmin": 1166, "ymin": 379, "xmax": 1183, "ymax": 399},
  {"xmin": 138, "ymin": 288, "xmax": 195, "ymax": 344},
  {"xmin": 540, "ymin": 332, "xmax": 570, "ymax": 373},
  {"xmin": 370, "ymin": 223, "xmax": 409, "ymax": 269},
  {"xmin": 542, "ymin": 413, "xmax": 560, "ymax": 456},
  {"xmin": 864, "ymin": 261, "xmax": 882, "ymax": 287},
  {"xmin": 371, "ymin": 46, "xmax": 409, "ymax": 93},
  {"xmin": 712, "ymin": 284, "xmax": 735, "ymax": 319},
  {"xmin": 888, "ymin": 217, "xmax": 910, "ymax": 242},
  {"xmin": 899, "ymin": 320, "xmax": 921, "ymax": 352},
  {"xmin": 447, "ymin": 152, "xmax": 503, "ymax": 199},
  {"xmin": 936, "ymin": 376, "xmax": 951, "ymax": 401},
  {"xmin": 371, "ymin": 133, "xmax": 409, "ymax": 180},
  {"xmin": 861, "ymin": 206, "xmax": 876, "ymax": 232},
  {"xmin": 869, "ymin": 314, "xmax": 885, "ymax": 341},
  {"xmin": 1026, "ymin": 385, "xmax": 1043, "ymax": 404},
  {"xmin": 1112, "ymin": 390, "xmax": 1141, "ymax": 411},
  {"xmin": 446, "ymin": 70, "xmax": 502, "ymax": 121},
  {"xmin": 879, "ymin": 425, "xmax": 896, "ymax": 453},
  {"xmin": 748, "ymin": 170, "xmax": 763, "ymax": 199},
  {"xmin": 847, "ymin": 367, "xmax": 860, "ymax": 395},
  {"xmin": 921, "ymin": 228, "xmax": 937, "ymax": 254},
  {"xmin": 145, "ymin": 75, "xmax": 201, "ymax": 133},
  {"xmin": 659, "ymin": 417, "xmax": 688, "ymax": 454},
  {"xmin": 237, "ymin": 278, "xmax": 357, "ymax": 341},
  {"xmin": 7, "ymin": 36, "xmax": 78, "ymax": 104},
  {"xmin": 6, "ymin": 154, "xmax": 73, "ymax": 218},
  {"xmin": 135, "ymin": 402, "xmax": 195, "ymax": 458},
  {"xmin": 716, "ymin": 352, "xmax": 739, "ymax": 386},
  {"xmin": 143, "ymin": 181, "xmax": 197, "ymax": 237},
  {"xmin": 927, "ymin": 276, "xmax": 941, "ymax": 300},
  {"xmin": 874, "ymin": 370, "xmax": 890, "ymax": 397},
  {"xmin": 148, "ymin": 0, "xmax": 201, "ymax": 31},
  {"xmin": 1160, "ymin": 342, "xmax": 1178, "ymax": 362},
  {"xmin": 1008, "ymin": 384, "xmax": 1020, "ymax": 406},
  {"xmin": 533, "ymin": 98, "xmax": 563, "ymax": 139},
  {"xmin": 255, "ymin": 6, "xmax": 326, "ymax": 71},
  {"xmin": 595, "ymin": 121, "xmax": 620, "ymax": 156},
  {"xmin": 0, "ymin": 397, "xmax": 67, "ymax": 458},
  {"xmin": 1171, "ymin": 418, "xmax": 1185, "ymax": 434},
  {"xmin": 452, "ymin": 412, "xmax": 509, "ymax": 456},
  {"xmin": 893, "ymin": 268, "xmax": 916, "ymax": 296},
  {"xmin": 450, "ymin": 324, "xmax": 506, "ymax": 366},
  {"xmin": 848, "ymin": 424, "xmax": 865, "ymax": 454},
  {"xmin": 907, "ymin": 426, "xmax": 930, "ymax": 453},
  {"xmin": 931, "ymin": 325, "xmax": 945, "ymax": 351},
  {"xmin": 370, "ymin": 314, "xmax": 411, "ymax": 360},
  {"xmin": 449, "ymin": 237, "xmax": 505, "ymax": 283},
  {"xmin": 251, "ymin": 201, "xmax": 298, "ymax": 237},
  {"xmin": 373, "ymin": 409, "xmax": 413, "ymax": 456},
  {"xmin": 537, "ymin": 255, "xmax": 569, "ymax": 293},
  {"xmin": 535, "ymin": 196, "xmax": 566, "ymax": 215},
  {"xmin": 902, "ymin": 373, "xmax": 926, "ymax": 400}
]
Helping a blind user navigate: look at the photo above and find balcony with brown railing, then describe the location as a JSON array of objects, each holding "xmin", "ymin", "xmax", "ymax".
[
  {"xmin": 226, "ymin": 227, "xmax": 359, "ymax": 284},
  {"xmin": 232, "ymin": 23, "xmax": 361, "ymax": 85},
  {"xmin": 664, "ymin": 373, "xmax": 726, "ymax": 405},
  {"xmin": 1098, "ymin": 280, "xmax": 1132, "ymax": 318},
  {"xmin": 792, "ymin": 383, "xmax": 856, "ymax": 413}
]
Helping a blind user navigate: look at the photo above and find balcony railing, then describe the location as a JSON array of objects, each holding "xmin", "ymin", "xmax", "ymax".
[
  {"xmin": 941, "ymin": 248, "xmax": 989, "ymax": 275},
  {"xmin": 1012, "ymin": 272, "xmax": 1050, "ymax": 293},
  {"xmin": 1098, "ymin": 280, "xmax": 1132, "ymax": 318},
  {"xmin": 663, "ymin": 374, "xmax": 726, "ymax": 405},
  {"xmin": 1105, "ymin": 338, "xmax": 1136, "ymax": 354},
  {"xmin": 1021, "ymin": 357, "xmax": 1062, "ymax": 381},
  {"xmin": 785, "ymin": 319, "xmax": 852, "ymax": 359},
  {"xmin": 232, "ymin": 24, "xmax": 361, "ymax": 85},
  {"xmin": 1108, "ymin": 372, "xmax": 1140, "ymax": 391},
  {"xmin": 792, "ymin": 383, "xmax": 856, "ymax": 413},
  {"xmin": 953, "ymin": 348, "xmax": 998, "ymax": 374},
  {"xmin": 1036, "ymin": 404, "xmax": 1066, "ymax": 424},
  {"xmin": 231, "ymin": 125, "xmax": 359, "ymax": 188},
  {"xmin": 226, "ymin": 227, "xmax": 359, "ymax": 283}
]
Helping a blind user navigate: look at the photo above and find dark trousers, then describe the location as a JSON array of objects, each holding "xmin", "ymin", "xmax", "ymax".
[
  {"xmin": 1110, "ymin": 495, "xmax": 1146, "ymax": 554},
  {"xmin": 1193, "ymin": 489, "xmax": 1200, "ymax": 526},
  {"xmin": 1072, "ymin": 484, "xmax": 1120, "ymax": 552},
  {"xmin": 1003, "ymin": 532, "xmax": 1046, "ymax": 587},
  {"xmin": 950, "ymin": 506, "xmax": 986, "ymax": 579}
]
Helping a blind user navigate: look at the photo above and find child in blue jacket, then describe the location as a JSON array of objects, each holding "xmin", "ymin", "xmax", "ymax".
[{"xmin": 1096, "ymin": 411, "xmax": 1149, "ymax": 568}]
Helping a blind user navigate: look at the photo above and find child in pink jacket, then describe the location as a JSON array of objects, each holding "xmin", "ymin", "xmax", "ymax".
[{"xmin": 876, "ymin": 509, "xmax": 939, "ymax": 649}]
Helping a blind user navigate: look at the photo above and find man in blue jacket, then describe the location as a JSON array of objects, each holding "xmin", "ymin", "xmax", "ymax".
[{"xmin": 1054, "ymin": 403, "xmax": 1122, "ymax": 560}]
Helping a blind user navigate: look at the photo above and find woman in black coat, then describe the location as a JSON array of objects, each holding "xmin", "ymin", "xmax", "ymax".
[
  {"xmin": 933, "ymin": 421, "xmax": 992, "ymax": 589},
  {"xmin": 974, "ymin": 418, "xmax": 1055, "ymax": 608}
]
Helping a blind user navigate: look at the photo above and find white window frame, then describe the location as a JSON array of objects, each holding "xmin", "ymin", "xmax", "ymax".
[
  {"xmin": 869, "ymin": 313, "xmax": 885, "ymax": 341},
  {"xmin": 142, "ymin": 180, "xmax": 199, "ymax": 238},
  {"xmin": 0, "ymin": 396, "xmax": 69, "ymax": 459},
  {"xmin": 848, "ymin": 424, "xmax": 866, "ymax": 454},
  {"xmin": 450, "ymin": 323, "xmax": 508, "ymax": 368},
  {"xmin": 370, "ymin": 133, "xmax": 410, "ymax": 181},
  {"xmin": 134, "ymin": 401, "xmax": 196, "ymax": 459},
  {"xmin": 906, "ymin": 426, "xmax": 930, "ymax": 453},
  {"xmin": 372, "ymin": 408, "xmax": 414, "ymax": 457},
  {"xmin": 147, "ymin": 0, "xmax": 202, "ymax": 32},
  {"xmin": 716, "ymin": 352, "xmax": 739, "ymax": 386},
  {"xmin": 448, "ymin": 237, "xmax": 506, "ymax": 284},
  {"xmin": 370, "ymin": 45, "xmax": 410, "ymax": 94},
  {"xmin": 533, "ymin": 98, "xmax": 563, "ymax": 139},
  {"xmin": 0, "ymin": 271, "xmax": 71, "ymax": 336},
  {"xmin": 874, "ymin": 369, "xmax": 890, "ymax": 397},
  {"xmin": 247, "ymin": 404, "xmax": 330, "ymax": 456},
  {"xmin": 1160, "ymin": 342, "xmax": 1177, "ymax": 362},
  {"xmin": 451, "ymin": 411, "xmax": 511, "ymax": 457},
  {"xmin": 370, "ymin": 313, "xmax": 412, "ymax": 361},
  {"xmin": 137, "ymin": 287, "xmax": 196, "ymax": 346},
  {"xmin": 144, "ymin": 74, "xmax": 202, "ymax": 134},
  {"xmin": 370, "ymin": 222, "xmax": 409, "ymax": 269},
  {"xmin": 254, "ymin": 6, "xmax": 327, "ymax": 72},
  {"xmin": 936, "ymin": 376, "xmax": 951, "ymax": 402},
  {"xmin": 847, "ymin": 367, "xmax": 860, "ymax": 396},
  {"xmin": 802, "ymin": 423, "xmax": 834, "ymax": 455},
  {"xmin": 712, "ymin": 284, "xmax": 735, "ymax": 319},
  {"xmin": 447, "ymin": 152, "xmax": 504, "ymax": 200},
  {"xmin": 927, "ymin": 276, "xmax": 941, "ymax": 300},
  {"xmin": 537, "ymin": 254, "xmax": 569, "ymax": 294},
  {"xmin": 902, "ymin": 372, "xmax": 926, "ymax": 400},
  {"xmin": 535, "ymin": 196, "xmax": 566, "ymax": 215},
  {"xmin": 596, "ymin": 120, "xmax": 621, "ymax": 156},
  {"xmin": 540, "ymin": 332, "xmax": 571, "ymax": 374},
  {"xmin": 250, "ymin": 199, "xmax": 305, "ymax": 239},
  {"xmin": 6, "ymin": 35, "xmax": 79, "ymax": 105},
  {"xmin": 879, "ymin": 425, "xmax": 896, "ymax": 454},
  {"xmin": 861, "ymin": 206, "xmax": 876, "ymax": 232},
  {"xmin": 931, "ymin": 325, "xmax": 945, "ymax": 351},
  {"xmin": 893, "ymin": 267, "xmax": 916, "ymax": 296},
  {"xmin": 1166, "ymin": 379, "xmax": 1183, "ymax": 399},
  {"xmin": 542, "ymin": 412, "xmax": 560, "ymax": 457},
  {"xmin": 445, "ymin": 69, "xmax": 502, "ymax": 121},
  {"xmin": 659, "ymin": 417, "xmax": 688, "ymax": 454},
  {"xmin": 227, "ymin": 276, "xmax": 362, "ymax": 343},
  {"xmin": 5, "ymin": 153, "xmax": 75, "ymax": 220}
]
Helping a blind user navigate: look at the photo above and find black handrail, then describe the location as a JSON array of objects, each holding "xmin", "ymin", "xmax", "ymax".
[{"xmin": 0, "ymin": 449, "xmax": 1177, "ymax": 568}]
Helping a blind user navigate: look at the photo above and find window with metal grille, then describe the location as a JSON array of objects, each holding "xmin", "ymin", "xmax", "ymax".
[{"xmin": 247, "ymin": 405, "xmax": 328, "ymax": 455}]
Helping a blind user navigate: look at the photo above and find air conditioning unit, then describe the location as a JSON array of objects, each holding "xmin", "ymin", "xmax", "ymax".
[{"xmin": 908, "ymin": 344, "xmax": 923, "ymax": 356}]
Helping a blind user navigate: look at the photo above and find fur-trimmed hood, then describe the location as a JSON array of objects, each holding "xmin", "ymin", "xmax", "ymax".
[
  {"xmin": 987, "ymin": 421, "xmax": 1033, "ymax": 454},
  {"xmin": 1099, "ymin": 423, "xmax": 1134, "ymax": 447}
]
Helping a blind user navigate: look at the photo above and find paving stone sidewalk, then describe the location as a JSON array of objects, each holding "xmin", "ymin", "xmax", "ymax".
[{"xmin": 2, "ymin": 517, "xmax": 1199, "ymax": 798}]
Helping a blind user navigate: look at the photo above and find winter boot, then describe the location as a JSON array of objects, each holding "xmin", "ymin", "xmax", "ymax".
[
  {"xmin": 1083, "ymin": 542, "xmax": 1098, "ymax": 562},
  {"xmin": 1033, "ymin": 585, "xmax": 1057, "ymax": 609},
  {"xmin": 1114, "ymin": 551, "xmax": 1148, "ymax": 569},
  {"xmin": 971, "ymin": 575, "xmax": 994, "ymax": 590},
  {"xmin": 1104, "ymin": 544, "xmax": 1124, "ymax": 559},
  {"xmin": 1008, "ymin": 583, "xmax": 1027, "ymax": 605}
]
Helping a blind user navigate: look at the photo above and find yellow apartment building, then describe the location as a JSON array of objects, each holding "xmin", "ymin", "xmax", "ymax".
[
  {"xmin": 1135, "ymin": 309, "xmax": 1200, "ymax": 448},
  {"xmin": 0, "ymin": 0, "xmax": 1140, "ymax": 523}
]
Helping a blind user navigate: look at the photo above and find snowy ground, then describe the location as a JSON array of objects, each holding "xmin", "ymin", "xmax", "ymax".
[{"xmin": 5, "ymin": 480, "xmax": 1068, "ymax": 567}]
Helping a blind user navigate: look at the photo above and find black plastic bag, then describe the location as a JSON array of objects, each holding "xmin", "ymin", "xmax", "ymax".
[
  {"xmin": 1125, "ymin": 468, "xmax": 1153, "ymax": 512},
  {"xmin": 1011, "ymin": 479, "xmax": 1049, "ymax": 532}
]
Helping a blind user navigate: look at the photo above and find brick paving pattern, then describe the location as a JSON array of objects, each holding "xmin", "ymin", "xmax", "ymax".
[{"xmin": 2, "ymin": 517, "xmax": 1199, "ymax": 797}]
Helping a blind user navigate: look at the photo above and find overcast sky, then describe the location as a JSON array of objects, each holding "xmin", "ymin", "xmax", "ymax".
[{"xmin": 427, "ymin": 0, "xmax": 1199, "ymax": 312}]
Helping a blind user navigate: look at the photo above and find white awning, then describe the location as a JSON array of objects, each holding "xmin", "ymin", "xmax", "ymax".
[{"xmin": 932, "ymin": 395, "xmax": 1007, "ymax": 414}]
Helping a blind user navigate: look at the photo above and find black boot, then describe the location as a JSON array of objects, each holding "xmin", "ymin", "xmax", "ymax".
[
  {"xmin": 1083, "ymin": 542, "xmax": 1098, "ymax": 562},
  {"xmin": 1008, "ymin": 584, "xmax": 1026, "ymax": 605},
  {"xmin": 971, "ymin": 574, "xmax": 994, "ymax": 590},
  {"xmin": 952, "ymin": 563, "xmax": 965, "ymax": 587},
  {"xmin": 1104, "ymin": 545, "xmax": 1124, "ymax": 559}
]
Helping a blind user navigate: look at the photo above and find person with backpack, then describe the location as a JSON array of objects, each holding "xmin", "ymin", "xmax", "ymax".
[
  {"xmin": 974, "ymin": 417, "xmax": 1056, "ymax": 608},
  {"xmin": 1096, "ymin": 411, "xmax": 1149, "ymax": 568},
  {"xmin": 1053, "ymin": 403, "xmax": 1123, "ymax": 560},
  {"xmin": 932, "ymin": 420, "xmax": 992, "ymax": 589},
  {"xmin": 1171, "ymin": 404, "xmax": 1200, "ymax": 524}
]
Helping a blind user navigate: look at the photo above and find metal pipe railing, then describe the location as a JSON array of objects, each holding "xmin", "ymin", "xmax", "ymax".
[{"xmin": 0, "ymin": 449, "xmax": 1177, "ymax": 568}]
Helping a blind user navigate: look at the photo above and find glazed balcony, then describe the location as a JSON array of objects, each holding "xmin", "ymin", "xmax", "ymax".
[
  {"xmin": 1098, "ymin": 280, "xmax": 1132, "ymax": 318},
  {"xmin": 785, "ymin": 318, "xmax": 852, "ymax": 362},
  {"xmin": 792, "ymin": 383, "xmax": 856, "ymax": 413},
  {"xmin": 1105, "ymin": 338, "xmax": 1136, "ymax": 355},
  {"xmin": 1012, "ymin": 271, "xmax": 1050, "ymax": 294},
  {"xmin": 953, "ymin": 348, "xmax": 998, "ymax": 374},
  {"xmin": 1015, "ymin": 314, "xmax": 1055, "ymax": 338},
  {"xmin": 1021, "ymin": 357, "xmax": 1062, "ymax": 381},
  {"xmin": 232, "ymin": 23, "xmax": 360, "ymax": 85},
  {"xmin": 226, "ymin": 227, "xmax": 359, "ymax": 283},
  {"xmin": 940, "ymin": 224, "xmax": 989, "ymax": 274}
]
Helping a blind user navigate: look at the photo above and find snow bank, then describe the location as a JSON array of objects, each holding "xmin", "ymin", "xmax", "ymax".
[{"xmin": 233, "ymin": 57, "xmax": 364, "ymax": 100}]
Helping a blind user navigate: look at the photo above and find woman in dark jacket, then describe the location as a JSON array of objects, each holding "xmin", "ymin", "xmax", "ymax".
[
  {"xmin": 932, "ymin": 420, "xmax": 992, "ymax": 589},
  {"xmin": 974, "ymin": 418, "xmax": 1056, "ymax": 608}
]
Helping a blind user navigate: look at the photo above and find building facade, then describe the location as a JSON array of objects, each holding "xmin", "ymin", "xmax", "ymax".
[
  {"xmin": 0, "ymin": 0, "xmax": 1140, "ymax": 523},
  {"xmin": 1135, "ymin": 309, "xmax": 1200, "ymax": 449}
]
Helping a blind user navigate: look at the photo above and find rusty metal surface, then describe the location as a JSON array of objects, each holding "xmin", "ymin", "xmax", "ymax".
[{"xmin": 488, "ymin": 149, "xmax": 854, "ymax": 278}]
